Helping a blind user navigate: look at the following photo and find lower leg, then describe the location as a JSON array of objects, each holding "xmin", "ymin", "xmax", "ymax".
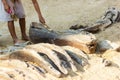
[
  {"xmin": 19, "ymin": 18, "xmax": 29, "ymax": 41},
  {"xmin": 8, "ymin": 21, "xmax": 18, "ymax": 43}
]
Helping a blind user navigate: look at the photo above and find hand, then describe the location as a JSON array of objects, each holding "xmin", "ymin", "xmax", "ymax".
[
  {"xmin": 39, "ymin": 16, "xmax": 45, "ymax": 24},
  {"xmin": 2, "ymin": 0, "xmax": 10, "ymax": 13},
  {"xmin": 4, "ymin": 4, "xmax": 10, "ymax": 13}
]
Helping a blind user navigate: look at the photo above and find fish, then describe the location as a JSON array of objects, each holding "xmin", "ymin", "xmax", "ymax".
[
  {"xmin": 39, "ymin": 43, "xmax": 77, "ymax": 72},
  {"xmin": 0, "ymin": 48, "xmax": 61, "ymax": 77},
  {"xmin": 62, "ymin": 46, "xmax": 89, "ymax": 66},
  {"xmin": 25, "ymin": 44, "xmax": 68, "ymax": 75},
  {"xmin": 29, "ymin": 22, "xmax": 97, "ymax": 54}
]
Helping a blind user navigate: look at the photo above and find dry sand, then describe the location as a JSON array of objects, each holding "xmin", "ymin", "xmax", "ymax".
[{"xmin": 0, "ymin": 0, "xmax": 120, "ymax": 80}]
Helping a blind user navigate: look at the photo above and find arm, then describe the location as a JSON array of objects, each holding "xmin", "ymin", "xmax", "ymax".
[
  {"xmin": 2, "ymin": 0, "xmax": 10, "ymax": 13},
  {"xmin": 32, "ymin": 0, "xmax": 45, "ymax": 24}
]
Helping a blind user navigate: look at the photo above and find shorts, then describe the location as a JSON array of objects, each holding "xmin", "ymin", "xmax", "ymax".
[{"xmin": 0, "ymin": 0, "xmax": 25, "ymax": 21}]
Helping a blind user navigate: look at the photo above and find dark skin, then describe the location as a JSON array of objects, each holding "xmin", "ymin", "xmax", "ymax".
[
  {"xmin": 2, "ymin": 0, "xmax": 45, "ymax": 44},
  {"xmin": 32, "ymin": 0, "xmax": 45, "ymax": 24}
]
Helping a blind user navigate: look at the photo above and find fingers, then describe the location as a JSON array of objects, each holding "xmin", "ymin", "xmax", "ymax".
[
  {"xmin": 3, "ymin": 3, "xmax": 10, "ymax": 13},
  {"xmin": 39, "ymin": 19, "xmax": 45, "ymax": 24},
  {"xmin": 39, "ymin": 17, "xmax": 45, "ymax": 24}
]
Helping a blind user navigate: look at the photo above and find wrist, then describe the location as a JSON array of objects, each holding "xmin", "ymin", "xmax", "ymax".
[{"xmin": 39, "ymin": 16, "xmax": 44, "ymax": 20}]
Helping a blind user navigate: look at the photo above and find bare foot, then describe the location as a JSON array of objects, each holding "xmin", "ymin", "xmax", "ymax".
[
  {"xmin": 14, "ymin": 39, "xmax": 25, "ymax": 46},
  {"xmin": 22, "ymin": 36, "xmax": 30, "ymax": 41}
]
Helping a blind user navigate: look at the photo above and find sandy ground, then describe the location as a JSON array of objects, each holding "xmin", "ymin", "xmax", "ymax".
[{"xmin": 0, "ymin": 0, "xmax": 120, "ymax": 80}]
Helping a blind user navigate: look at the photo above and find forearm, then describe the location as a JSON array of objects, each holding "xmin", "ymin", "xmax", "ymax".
[
  {"xmin": 2, "ymin": 0, "xmax": 8, "ymax": 6},
  {"xmin": 32, "ymin": 0, "xmax": 43, "ymax": 18},
  {"xmin": 2, "ymin": 0, "xmax": 10, "ymax": 13},
  {"xmin": 32, "ymin": 0, "xmax": 45, "ymax": 24}
]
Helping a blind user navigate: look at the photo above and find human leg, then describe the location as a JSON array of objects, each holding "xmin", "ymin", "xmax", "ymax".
[
  {"xmin": 14, "ymin": 0, "xmax": 28, "ymax": 41},
  {"xmin": 8, "ymin": 20, "xmax": 24, "ymax": 44},
  {"xmin": 19, "ymin": 18, "xmax": 29, "ymax": 41}
]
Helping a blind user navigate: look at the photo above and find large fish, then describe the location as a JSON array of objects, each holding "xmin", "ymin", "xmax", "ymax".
[
  {"xmin": 0, "ymin": 49, "xmax": 61, "ymax": 77},
  {"xmin": 29, "ymin": 22, "xmax": 97, "ymax": 54},
  {"xmin": 25, "ymin": 44, "xmax": 68, "ymax": 75},
  {"xmin": 39, "ymin": 43, "xmax": 77, "ymax": 72},
  {"xmin": 0, "ymin": 59, "xmax": 46, "ymax": 80},
  {"xmin": 62, "ymin": 46, "xmax": 89, "ymax": 66}
]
